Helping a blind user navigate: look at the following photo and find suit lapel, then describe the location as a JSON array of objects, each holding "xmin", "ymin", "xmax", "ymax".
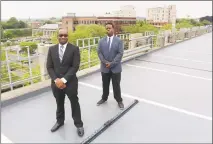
[
  {"xmin": 55, "ymin": 44, "xmax": 61, "ymax": 64},
  {"xmin": 110, "ymin": 36, "xmax": 116, "ymax": 51}
]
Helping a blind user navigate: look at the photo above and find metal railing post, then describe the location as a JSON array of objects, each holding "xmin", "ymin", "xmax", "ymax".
[
  {"xmin": 27, "ymin": 46, "xmax": 33, "ymax": 84},
  {"xmin": 5, "ymin": 49, "xmax": 13, "ymax": 90}
]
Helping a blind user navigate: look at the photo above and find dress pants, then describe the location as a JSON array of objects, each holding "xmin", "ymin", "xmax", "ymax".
[
  {"xmin": 51, "ymin": 77, "xmax": 83, "ymax": 128},
  {"xmin": 101, "ymin": 71, "xmax": 122, "ymax": 102}
]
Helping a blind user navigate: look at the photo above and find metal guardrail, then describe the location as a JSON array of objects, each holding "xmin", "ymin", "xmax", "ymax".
[{"xmin": 1, "ymin": 26, "xmax": 212, "ymax": 92}]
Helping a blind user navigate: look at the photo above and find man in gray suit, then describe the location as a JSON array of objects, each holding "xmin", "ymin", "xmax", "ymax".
[{"xmin": 97, "ymin": 22, "xmax": 124, "ymax": 109}]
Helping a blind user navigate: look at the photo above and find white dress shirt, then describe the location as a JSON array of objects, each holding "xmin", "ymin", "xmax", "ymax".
[{"xmin": 59, "ymin": 42, "xmax": 68, "ymax": 57}]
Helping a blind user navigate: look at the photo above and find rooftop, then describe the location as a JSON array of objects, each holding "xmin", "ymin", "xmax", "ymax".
[
  {"xmin": 39, "ymin": 24, "xmax": 59, "ymax": 29},
  {"xmin": 1, "ymin": 30, "xmax": 212, "ymax": 143}
]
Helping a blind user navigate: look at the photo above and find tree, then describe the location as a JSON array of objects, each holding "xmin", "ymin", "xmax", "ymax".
[
  {"xmin": 136, "ymin": 20, "xmax": 147, "ymax": 27},
  {"xmin": 200, "ymin": 16, "xmax": 212, "ymax": 23},
  {"xmin": 175, "ymin": 19, "xmax": 193, "ymax": 29},
  {"xmin": 3, "ymin": 29, "xmax": 32, "ymax": 38},
  {"xmin": 3, "ymin": 30, "xmax": 13, "ymax": 39},
  {"xmin": 1, "ymin": 17, "xmax": 28, "ymax": 29},
  {"xmin": 121, "ymin": 23, "xmax": 158, "ymax": 34},
  {"xmin": 19, "ymin": 42, "xmax": 38, "ymax": 54},
  {"xmin": 44, "ymin": 20, "xmax": 53, "ymax": 24},
  {"xmin": 161, "ymin": 24, "xmax": 172, "ymax": 30},
  {"xmin": 51, "ymin": 24, "xmax": 106, "ymax": 45},
  {"xmin": 201, "ymin": 20, "xmax": 211, "ymax": 25}
]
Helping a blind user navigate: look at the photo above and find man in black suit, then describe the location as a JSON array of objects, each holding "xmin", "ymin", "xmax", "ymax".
[{"xmin": 46, "ymin": 28, "xmax": 84, "ymax": 137}]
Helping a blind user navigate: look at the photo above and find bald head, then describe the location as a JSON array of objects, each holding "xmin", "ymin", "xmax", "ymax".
[
  {"xmin": 58, "ymin": 28, "xmax": 68, "ymax": 45},
  {"xmin": 59, "ymin": 28, "xmax": 68, "ymax": 34}
]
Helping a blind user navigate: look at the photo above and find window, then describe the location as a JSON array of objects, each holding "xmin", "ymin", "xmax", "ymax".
[{"xmin": 73, "ymin": 21, "xmax": 78, "ymax": 24}]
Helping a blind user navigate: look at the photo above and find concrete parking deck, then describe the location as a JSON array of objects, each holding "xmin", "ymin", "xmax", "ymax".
[{"xmin": 1, "ymin": 33, "xmax": 212, "ymax": 143}]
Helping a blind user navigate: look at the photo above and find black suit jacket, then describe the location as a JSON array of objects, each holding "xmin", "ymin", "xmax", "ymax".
[{"xmin": 46, "ymin": 43, "xmax": 80, "ymax": 84}]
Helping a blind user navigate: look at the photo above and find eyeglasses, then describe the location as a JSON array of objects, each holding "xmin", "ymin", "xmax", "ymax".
[{"xmin": 59, "ymin": 34, "xmax": 68, "ymax": 37}]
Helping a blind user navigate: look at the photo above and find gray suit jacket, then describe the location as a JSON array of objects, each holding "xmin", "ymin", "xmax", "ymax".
[{"xmin": 97, "ymin": 36, "xmax": 124, "ymax": 73}]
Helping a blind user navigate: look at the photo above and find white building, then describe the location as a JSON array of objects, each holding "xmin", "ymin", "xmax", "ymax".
[
  {"xmin": 32, "ymin": 24, "xmax": 59, "ymax": 37},
  {"xmin": 146, "ymin": 5, "xmax": 176, "ymax": 28},
  {"xmin": 104, "ymin": 5, "xmax": 136, "ymax": 17}
]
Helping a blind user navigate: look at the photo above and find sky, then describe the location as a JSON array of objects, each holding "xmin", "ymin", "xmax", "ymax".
[{"xmin": 1, "ymin": 1, "xmax": 212, "ymax": 20}]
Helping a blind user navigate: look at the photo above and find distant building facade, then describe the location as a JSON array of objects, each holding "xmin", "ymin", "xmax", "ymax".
[
  {"xmin": 61, "ymin": 13, "xmax": 98, "ymax": 32},
  {"xmin": 146, "ymin": 5, "xmax": 176, "ymax": 28},
  {"xmin": 97, "ymin": 17, "xmax": 136, "ymax": 34},
  {"xmin": 30, "ymin": 21, "xmax": 43, "ymax": 29},
  {"xmin": 32, "ymin": 24, "xmax": 59, "ymax": 37},
  {"xmin": 104, "ymin": 5, "xmax": 136, "ymax": 17},
  {"xmin": 61, "ymin": 10, "xmax": 136, "ymax": 33}
]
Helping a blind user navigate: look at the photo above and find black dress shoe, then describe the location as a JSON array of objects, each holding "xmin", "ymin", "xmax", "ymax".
[
  {"xmin": 97, "ymin": 99, "xmax": 106, "ymax": 106},
  {"xmin": 51, "ymin": 122, "xmax": 64, "ymax": 132},
  {"xmin": 77, "ymin": 127, "xmax": 84, "ymax": 137},
  {"xmin": 118, "ymin": 102, "xmax": 124, "ymax": 110}
]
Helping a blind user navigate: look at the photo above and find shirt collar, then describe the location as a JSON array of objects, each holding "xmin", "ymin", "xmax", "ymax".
[
  {"xmin": 59, "ymin": 42, "xmax": 68, "ymax": 48},
  {"xmin": 107, "ymin": 35, "xmax": 114, "ymax": 39}
]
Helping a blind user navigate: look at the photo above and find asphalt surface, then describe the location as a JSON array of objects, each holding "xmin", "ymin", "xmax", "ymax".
[{"xmin": 1, "ymin": 33, "xmax": 212, "ymax": 143}]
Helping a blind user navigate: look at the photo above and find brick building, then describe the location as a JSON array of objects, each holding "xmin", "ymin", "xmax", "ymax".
[
  {"xmin": 61, "ymin": 14, "xmax": 98, "ymax": 32},
  {"xmin": 30, "ymin": 21, "xmax": 42, "ymax": 29},
  {"xmin": 61, "ymin": 13, "xmax": 136, "ymax": 33},
  {"xmin": 97, "ymin": 17, "xmax": 136, "ymax": 33}
]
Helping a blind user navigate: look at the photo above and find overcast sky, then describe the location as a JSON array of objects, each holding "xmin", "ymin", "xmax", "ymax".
[{"xmin": 1, "ymin": 1, "xmax": 212, "ymax": 20}]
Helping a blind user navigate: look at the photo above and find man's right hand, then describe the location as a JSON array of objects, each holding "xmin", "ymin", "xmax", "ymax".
[{"xmin": 55, "ymin": 78, "xmax": 66, "ymax": 89}]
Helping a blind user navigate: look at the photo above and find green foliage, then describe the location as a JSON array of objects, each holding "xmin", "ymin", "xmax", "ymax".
[
  {"xmin": 136, "ymin": 20, "xmax": 147, "ymax": 27},
  {"xmin": 1, "ymin": 65, "xmax": 21, "ymax": 83},
  {"xmin": 1, "ymin": 17, "xmax": 28, "ymax": 29},
  {"xmin": 161, "ymin": 24, "xmax": 172, "ymax": 30},
  {"xmin": 79, "ymin": 46, "xmax": 99, "ymax": 70},
  {"xmin": 1, "ymin": 49, "xmax": 6, "ymax": 61},
  {"xmin": 44, "ymin": 20, "xmax": 53, "ymax": 24},
  {"xmin": 201, "ymin": 20, "xmax": 211, "ymax": 25},
  {"xmin": 21, "ymin": 65, "xmax": 41, "ymax": 86},
  {"xmin": 175, "ymin": 18, "xmax": 211, "ymax": 30},
  {"xmin": 51, "ymin": 24, "xmax": 106, "ymax": 45},
  {"xmin": 121, "ymin": 21, "xmax": 158, "ymax": 34},
  {"xmin": 176, "ymin": 19, "xmax": 193, "ymax": 29},
  {"xmin": 3, "ymin": 29, "xmax": 32, "ymax": 39},
  {"xmin": 190, "ymin": 19, "xmax": 203, "ymax": 26},
  {"xmin": 1, "ymin": 64, "xmax": 42, "ymax": 87},
  {"xmin": 19, "ymin": 41, "xmax": 38, "ymax": 54},
  {"xmin": 33, "ymin": 31, "xmax": 43, "ymax": 37}
]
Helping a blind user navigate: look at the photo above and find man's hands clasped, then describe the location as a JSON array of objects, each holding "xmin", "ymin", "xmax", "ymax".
[
  {"xmin": 55, "ymin": 78, "xmax": 66, "ymax": 89},
  {"xmin": 106, "ymin": 62, "xmax": 111, "ymax": 68}
]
